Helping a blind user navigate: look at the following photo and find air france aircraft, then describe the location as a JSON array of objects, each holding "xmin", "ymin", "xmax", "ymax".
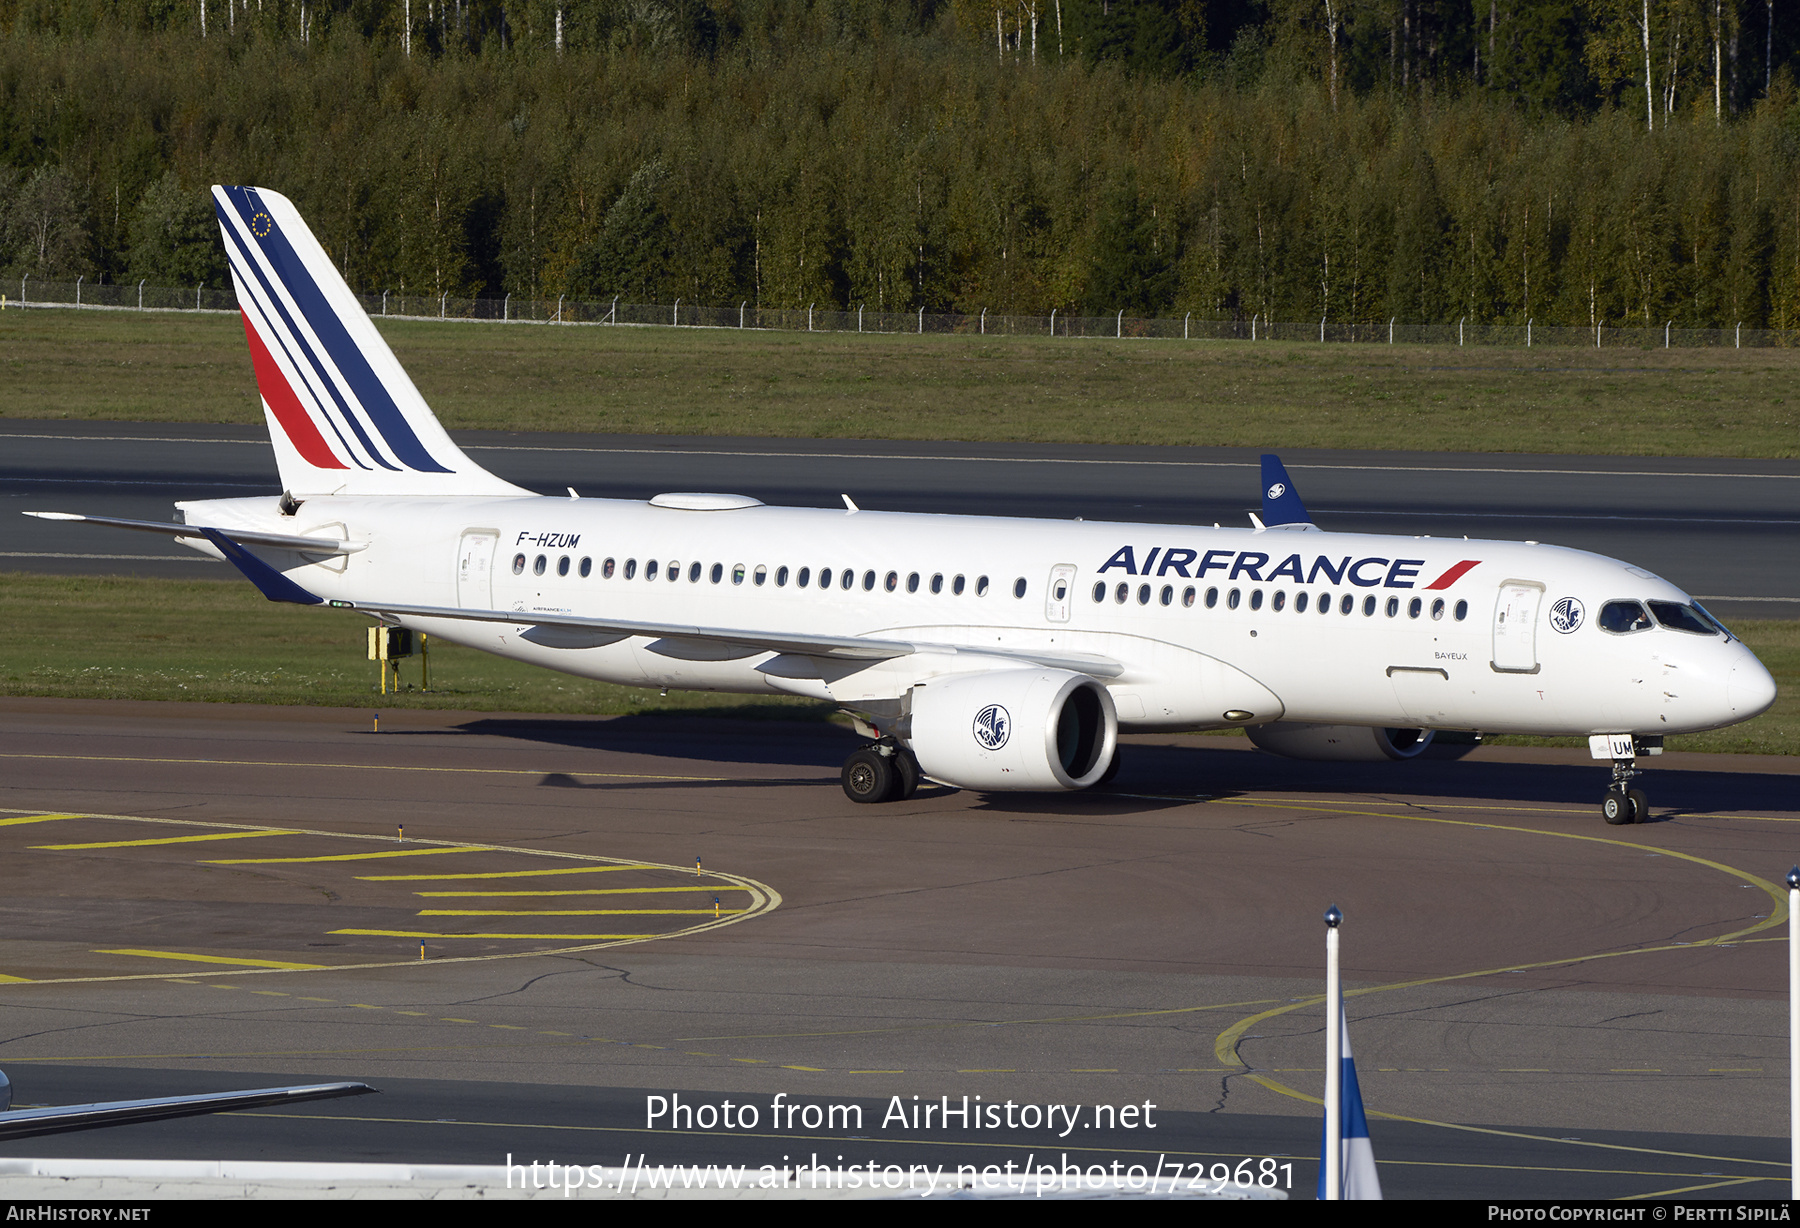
[{"xmin": 29, "ymin": 187, "xmax": 1779, "ymax": 825}]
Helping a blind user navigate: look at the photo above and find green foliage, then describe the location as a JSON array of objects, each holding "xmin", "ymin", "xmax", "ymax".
[{"xmin": 127, "ymin": 170, "xmax": 225, "ymax": 286}]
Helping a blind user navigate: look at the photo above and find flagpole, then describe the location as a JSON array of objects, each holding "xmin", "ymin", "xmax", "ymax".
[
  {"xmin": 1325, "ymin": 903, "xmax": 1343, "ymax": 1202},
  {"xmin": 1788, "ymin": 867, "xmax": 1798, "ymax": 1201}
]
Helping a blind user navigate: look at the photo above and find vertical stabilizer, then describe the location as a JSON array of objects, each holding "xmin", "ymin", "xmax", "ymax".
[
  {"xmin": 1260, "ymin": 454, "xmax": 1320, "ymax": 531},
  {"xmin": 213, "ymin": 186, "xmax": 528, "ymax": 499}
]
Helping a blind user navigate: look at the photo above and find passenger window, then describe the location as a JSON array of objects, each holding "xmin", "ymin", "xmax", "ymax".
[
  {"xmin": 1272, "ymin": 589, "xmax": 1286, "ymax": 611},
  {"xmin": 1295, "ymin": 591, "xmax": 1309, "ymax": 613},
  {"xmin": 886, "ymin": 571, "xmax": 899, "ymax": 592},
  {"xmin": 602, "ymin": 557, "xmax": 616, "ymax": 579},
  {"xmin": 1014, "ymin": 577, "xmax": 1027, "ymax": 599},
  {"xmin": 1408, "ymin": 597, "xmax": 1421, "ymax": 618},
  {"xmin": 646, "ymin": 559, "xmax": 659, "ymax": 581},
  {"xmin": 688, "ymin": 562, "xmax": 701, "ymax": 582},
  {"xmin": 954, "ymin": 575, "xmax": 966, "ymax": 595},
  {"xmin": 1385, "ymin": 597, "xmax": 1398, "ymax": 617},
  {"xmin": 754, "ymin": 565, "xmax": 767, "ymax": 586},
  {"xmin": 1137, "ymin": 584, "xmax": 1151, "ymax": 605},
  {"xmin": 1454, "ymin": 600, "xmax": 1468, "ymax": 620},
  {"xmin": 1320, "ymin": 592, "xmax": 1332, "ymax": 615},
  {"xmin": 1182, "ymin": 586, "xmax": 1196, "ymax": 608},
  {"xmin": 1431, "ymin": 597, "xmax": 1445, "ymax": 620},
  {"xmin": 533, "ymin": 554, "xmax": 547, "ymax": 576},
  {"xmin": 579, "ymin": 557, "xmax": 592, "ymax": 578},
  {"xmin": 977, "ymin": 576, "xmax": 990, "ymax": 596},
  {"xmin": 512, "ymin": 553, "xmax": 526, "ymax": 575},
  {"xmin": 1115, "ymin": 582, "xmax": 1129, "ymax": 604},
  {"xmin": 1093, "ymin": 581, "xmax": 1106, "ymax": 603},
  {"xmin": 1249, "ymin": 589, "xmax": 1263, "ymax": 611},
  {"xmin": 732, "ymin": 564, "xmax": 746, "ymax": 585},
  {"xmin": 1363, "ymin": 595, "xmax": 1377, "ymax": 616},
  {"xmin": 842, "ymin": 570, "xmax": 855, "ymax": 591},
  {"xmin": 907, "ymin": 573, "xmax": 920, "ymax": 593},
  {"xmin": 711, "ymin": 563, "xmax": 725, "ymax": 584},
  {"xmin": 624, "ymin": 558, "xmax": 637, "ymax": 580},
  {"xmin": 1599, "ymin": 601, "xmax": 1652, "ymax": 633},
  {"xmin": 1227, "ymin": 588, "xmax": 1241, "ymax": 609},
  {"xmin": 668, "ymin": 562, "xmax": 679, "ymax": 582},
  {"xmin": 776, "ymin": 566, "xmax": 789, "ymax": 586},
  {"xmin": 863, "ymin": 570, "xmax": 876, "ymax": 591},
  {"xmin": 1205, "ymin": 587, "xmax": 1218, "ymax": 608},
  {"xmin": 931, "ymin": 574, "xmax": 944, "ymax": 594},
  {"xmin": 1339, "ymin": 594, "xmax": 1353, "ymax": 615},
  {"xmin": 1160, "ymin": 584, "xmax": 1173, "ymax": 606},
  {"xmin": 557, "ymin": 556, "xmax": 570, "ymax": 577},
  {"xmin": 798, "ymin": 567, "xmax": 811, "ymax": 587}
]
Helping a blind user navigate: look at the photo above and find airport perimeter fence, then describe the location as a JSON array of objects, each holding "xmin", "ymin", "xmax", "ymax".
[{"xmin": 12, "ymin": 275, "xmax": 1800, "ymax": 351}]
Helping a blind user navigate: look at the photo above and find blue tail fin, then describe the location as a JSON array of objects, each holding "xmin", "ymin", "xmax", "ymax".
[{"xmin": 1260, "ymin": 455, "xmax": 1319, "ymax": 531}]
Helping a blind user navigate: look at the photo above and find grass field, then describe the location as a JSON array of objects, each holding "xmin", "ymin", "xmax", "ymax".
[
  {"xmin": 7, "ymin": 308, "xmax": 1800, "ymax": 457},
  {"xmin": 1, "ymin": 573, "xmax": 1793, "ymax": 755}
]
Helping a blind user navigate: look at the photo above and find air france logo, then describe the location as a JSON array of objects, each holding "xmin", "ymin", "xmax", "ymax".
[
  {"xmin": 1266, "ymin": 483, "xmax": 1286, "ymax": 499},
  {"xmin": 1549, "ymin": 597, "xmax": 1585, "ymax": 634},
  {"xmin": 973, "ymin": 704, "xmax": 1010, "ymax": 751}
]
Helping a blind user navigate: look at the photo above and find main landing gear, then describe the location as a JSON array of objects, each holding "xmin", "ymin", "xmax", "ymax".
[
  {"xmin": 841, "ymin": 739, "xmax": 922, "ymax": 804},
  {"xmin": 1601, "ymin": 758, "xmax": 1650, "ymax": 825}
]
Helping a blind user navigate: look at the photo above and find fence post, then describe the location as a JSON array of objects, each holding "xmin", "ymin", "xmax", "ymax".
[
  {"xmin": 1251, "ymin": 313, "xmax": 1257, "ymax": 342},
  {"xmin": 20, "ymin": 274, "xmax": 27, "ymax": 306},
  {"xmin": 609, "ymin": 296, "xmax": 617, "ymax": 325},
  {"xmin": 440, "ymin": 292, "xmax": 446, "ymax": 319},
  {"xmin": 1116, "ymin": 309, "xmax": 1123, "ymax": 338},
  {"xmin": 1527, "ymin": 318, "xmax": 1532, "ymax": 348},
  {"xmin": 1459, "ymin": 316, "xmax": 1465, "ymax": 346},
  {"xmin": 138, "ymin": 279, "xmax": 145, "ymax": 311},
  {"xmin": 1389, "ymin": 317, "xmax": 1394, "ymax": 344},
  {"xmin": 1737, "ymin": 322, "xmax": 1742, "ymax": 349},
  {"xmin": 1596, "ymin": 321, "xmax": 1602, "ymax": 348},
  {"xmin": 1321, "ymin": 316, "xmax": 1326, "ymax": 343},
  {"xmin": 918, "ymin": 306, "xmax": 923, "ymax": 335},
  {"xmin": 674, "ymin": 298, "xmax": 681, "ymax": 326},
  {"xmin": 1049, "ymin": 308, "xmax": 1055, "ymax": 335},
  {"xmin": 196, "ymin": 282, "xmax": 203, "ymax": 311},
  {"xmin": 1665, "ymin": 320, "xmax": 1671, "ymax": 348},
  {"xmin": 75, "ymin": 276, "xmax": 83, "ymax": 307},
  {"xmin": 1184, "ymin": 311, "xmax": 1190, "ymax": 340},
  {"xmin": 859, "ymin": 304, "xmax": 864, "ymax": 333},
  {"xmin": 383, "ymin": 290, "xmax": 388, "ymax": 316},
  {"xmin": 556, "ymin": 294, "xmax": 565, "ymax": 323},
  {"xmin": 741, "ymin": 301, "xmax": 747, "ymax": 329},
  {"xmin": 808, "ymin": 303, "xmax": 814, "ymax": 332},
  {"xmin": 503, "ymin": 293, "xmax": 510, "ymax": 322},
  {"xmin": 980, "ymin": 307, "xmax": 986, "ymax": 335}
]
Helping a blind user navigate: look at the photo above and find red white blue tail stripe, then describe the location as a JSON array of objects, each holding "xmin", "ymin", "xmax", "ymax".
[{"xmin": 214, "ymin": 185, "xmax": 524, "ymax": 498}]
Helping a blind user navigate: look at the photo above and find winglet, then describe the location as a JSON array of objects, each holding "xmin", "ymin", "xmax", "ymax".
[
  {"xmin": 1260, "ymin": 454, "xmax": 1319, "ymax": 531},
  {"xmin": 199, "ymin": 528, "xmax": 324, "ymax": 605}
]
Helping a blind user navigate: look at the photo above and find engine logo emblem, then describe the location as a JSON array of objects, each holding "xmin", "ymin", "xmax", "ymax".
[
  {"xmin": 972, "ymin": 704, "xmax": 1011, "ymax": 751},
  {"xmin": 1548, "ymin": 597, "xmax": 1585, "ymax": 634}
]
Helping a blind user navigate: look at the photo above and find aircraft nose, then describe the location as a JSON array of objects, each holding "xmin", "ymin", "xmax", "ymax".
[{"xmin": 1727, "ymin": 650, "xmax": 1778, "ymax": 722}]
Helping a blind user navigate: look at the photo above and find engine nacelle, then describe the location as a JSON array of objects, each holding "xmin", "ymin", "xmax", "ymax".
[
  {"xmin": 906, "ymin": 669, "xmax": 1117, "ymax": 791},
  {"xmin": 1246, "ymin": 722, "xmax": 1435, "ymax": 762}
]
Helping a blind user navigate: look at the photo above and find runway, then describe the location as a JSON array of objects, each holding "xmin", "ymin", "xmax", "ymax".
[
  {"xmin": 4, "ymin": 421, "xmax": 1798, "ymax": 622},
  {"xmin": 0, "ymin": 697, "xmax": 1793, "ymax": 1199}
]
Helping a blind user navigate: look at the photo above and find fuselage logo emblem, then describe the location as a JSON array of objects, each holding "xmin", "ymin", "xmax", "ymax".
[
  {"xmin": 1266, "ymin": 483, "xmax": 1286, "ymax": 499},
  {"xmin": 973, "ymin": 704, "xmax": 1011, "ymax": 751},
  {"xmin": 1549, "ymin": 597, "xmax": 1585, "ymax": 634}
]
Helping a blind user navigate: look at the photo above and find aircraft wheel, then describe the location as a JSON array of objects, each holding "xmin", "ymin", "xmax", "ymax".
[
  {"xmin": 1601, "ymin": 787, "xmax": 1632, "ymax": 825},
  {"xmin": 893, "ymin": 748, "xmax": 921, "ymax": 801},
  {"xmin": 1627, "ymin": 788, "xmax": 1650, "ymax": 824},
  {"xmin": 842, "ymin": 747, "xmax": 897, "ymax": 804}
]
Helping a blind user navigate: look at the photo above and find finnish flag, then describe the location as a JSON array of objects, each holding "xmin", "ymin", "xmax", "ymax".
[{"xmin": 1318, "ymin": 1005, "xmax": 1383, "ymax": 1200}]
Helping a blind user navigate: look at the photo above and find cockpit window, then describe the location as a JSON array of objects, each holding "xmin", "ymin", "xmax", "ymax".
[
  {"xmin": 1598, "ymin": 600, "xmax": 1652, "ymax": 634},
  {"xmin": 1648, "ymin": 601, "xmax": 1722, "ymax": 636}
]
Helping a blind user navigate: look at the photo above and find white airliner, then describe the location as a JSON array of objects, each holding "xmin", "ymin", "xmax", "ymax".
[{"xmin": 29, "ymin": 186, "xmax": 1778, "ymax": 824}]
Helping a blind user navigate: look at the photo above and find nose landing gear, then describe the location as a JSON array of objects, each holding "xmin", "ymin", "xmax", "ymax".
[{"xmin": 1594, "ymin": 735, "xmax": 1660, "ymax": 824}]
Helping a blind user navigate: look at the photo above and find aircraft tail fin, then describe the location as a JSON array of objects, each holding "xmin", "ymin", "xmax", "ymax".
[
  {"xmin": 1260, "ymin": 454, "xmax": 1320, "ymax": 531},
  {"xmin": 213, "ymin": 186, "xmax": 528, "ymax": 499}
]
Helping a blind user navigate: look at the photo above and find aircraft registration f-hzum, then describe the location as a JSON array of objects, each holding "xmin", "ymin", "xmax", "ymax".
[{"xmin": 29, "ymin": 186, "xmax": 1779, "ymax": 825}]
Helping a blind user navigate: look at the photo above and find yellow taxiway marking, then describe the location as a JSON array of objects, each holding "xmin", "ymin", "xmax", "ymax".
[
  {"xmin": 330, "ymin": 930, "xmax": 658, "ymax": 940},
  {"xmin": 95, "ymin": 949, "xmax": 331, "ymax": 971},
  {"xmin": 414, "ymin": 886, "xmax": 753, "ymax": 897},
  {"xmin": 417, "ymin": 909, "xmax": 744, "ymax": 917},
  {"xmin": 0, "ymin": 975, "xmax": 31, "ymax": 983},
  {"xmin": 0, "ymin": 814, "xmax": 82, "ymax": 827},
  {"xmin": 1209, "ymin": 795, "xmax": 1792, "ymax": 1172},
  {"xmin": 35, "ymin": 831, "xmax": 290, "ymax": 850},
  {"xmin": 206, "ymin": 846, "xmax": 486, "ymax": 865},
  {"xmin": 0, "ymin": 752, "xmax": 722, "ymax": 783},
  {"xmin": 359, "ymin": 866, "xmax": 656, "ymax": 881}
]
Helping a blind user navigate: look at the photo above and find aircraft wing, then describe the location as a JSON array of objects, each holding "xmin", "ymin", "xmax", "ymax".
[
  {"xmin": 0, "ymin": 1081, "xmax": 374, "ymax": 1142},
  {"xmin": 342, "ymin": 600, "xmax": 1124, "ymax": 677},
  {"xmin": 23, "ymin": 512, "xmax": 367, "ymax": 555}
]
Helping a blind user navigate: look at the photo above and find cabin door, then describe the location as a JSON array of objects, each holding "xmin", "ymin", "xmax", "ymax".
[{"xmin": 1491, "ymin": 580, "xmax": 1544, "ymax": 674}]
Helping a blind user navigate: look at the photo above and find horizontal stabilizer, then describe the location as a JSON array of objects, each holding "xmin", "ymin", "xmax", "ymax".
[
  {"xmin": 24, "ymin": 511, "xmax": 365, "ymax": 555},
  {"xmin": 0, "ymin": 1081, "xmax": 373, "ymax": 1142}
]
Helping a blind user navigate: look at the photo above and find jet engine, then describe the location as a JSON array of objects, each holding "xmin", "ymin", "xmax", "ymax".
[
  {"xmin": 906, "ymin": 669, "xmax": 1117, "ymax": 791},
  {"xmin": 1246, "ymin": 722, "xmax": 1434, "ymax": 762}
]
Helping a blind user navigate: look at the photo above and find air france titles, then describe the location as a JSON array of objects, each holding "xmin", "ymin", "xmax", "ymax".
[{"xmin": 1098, "ymin": 547, "xmax": 1480, "ymax": 591}]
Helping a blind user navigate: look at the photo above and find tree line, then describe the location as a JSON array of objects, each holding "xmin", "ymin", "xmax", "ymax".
[{"xmin": 5, "ymin": 0, "xmax": 1800, "ymax": 327}]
